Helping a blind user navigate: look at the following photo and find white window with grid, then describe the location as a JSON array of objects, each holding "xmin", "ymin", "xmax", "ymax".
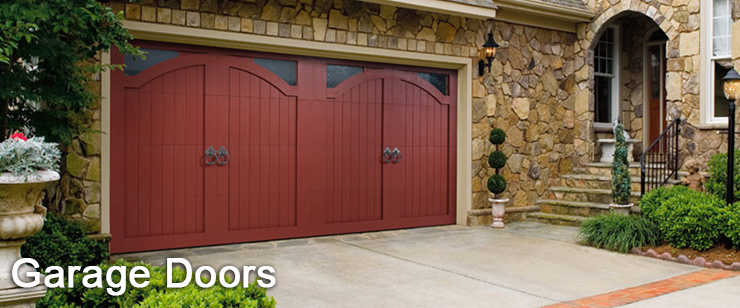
[
  {"xmin": 703, "ymin": 0, "xmax": 733, "ymax": 124},
  {"xmin": 593, "ymin": 26, "xmax": 620, "ymax": 126}
]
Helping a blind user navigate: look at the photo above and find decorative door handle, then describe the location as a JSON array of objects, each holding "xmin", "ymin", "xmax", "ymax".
[
  {"xmin": 391, "ymin": 147, "xmax": 402, "ymax": 163},
  {"xmin": 217, "ymin": 146, "xmax": 230, "ymax": 165},
  {"xmin": 382, "ymin": 147, "xmax": 393, "ymax": 163},
  {"xmin": 205, "ymin": 146, "xmax": 218, "ymax": 166}
]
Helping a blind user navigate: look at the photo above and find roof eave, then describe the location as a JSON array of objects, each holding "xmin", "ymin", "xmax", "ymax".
[
  {"xmin": 494, "ymin": 0, "xmax": 594, "ymax": 32},
  {"xmin": 361, "ymin": 0, "xmax": 497, "ymax": 20}
]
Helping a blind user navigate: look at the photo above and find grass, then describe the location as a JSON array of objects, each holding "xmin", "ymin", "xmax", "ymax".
[{"xmin": 578, "ymin": 213, "xmax": 661, "ymax": 253}]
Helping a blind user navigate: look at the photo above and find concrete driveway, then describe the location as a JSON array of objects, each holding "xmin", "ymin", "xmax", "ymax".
[{"xmin": 116, "ymin": 222, "xmax": 708, "ymax": 307}]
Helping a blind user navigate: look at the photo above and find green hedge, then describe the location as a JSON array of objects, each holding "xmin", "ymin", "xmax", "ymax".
[
  {"xmin": 38, "ymin": 259, "xmax": 276, "ymax": 308},
  {"xmin": 639, "ymin": 186, "xmax": 693, "ymax": 222},
  {"xmin": 22, "ymin": 214, "xmax": 109, "ymax": 269},
  {"xmin": 705, "ymin": 150, "xmax": 740, "ymax": 201},
  {"xmin": 640, "ymin": 186, "xmax": 740, "ymax": 251},
  {"xmin": 578, "ymin": 214, "xmax": 660, "ymax": 253},
  {"xmin": 726, "ymin": 202, "xmax": 740, "ymax": 248},
  {"xmin": 656, "ymin": 191, "xmax": 727, "ymax": 251}
]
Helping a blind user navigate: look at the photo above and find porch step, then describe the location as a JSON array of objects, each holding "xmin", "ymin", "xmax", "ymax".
[
  {"xmin": 527, "ymin": 212, "xmax": 587, "ymax": 227},
  {"xmin": 546, "ymin": 187, "xmax": 641, "ymax": 205},
  {"xmin": 573, "ymin": 162, "xmax": 689, "ymax": 178},
  {"xmin": 561, "ymin": 174, "xmax": 681, "ymax": 191},
  {"xmin": 535, "ymin": 199, "xmax": 611, "ymax": 217}
]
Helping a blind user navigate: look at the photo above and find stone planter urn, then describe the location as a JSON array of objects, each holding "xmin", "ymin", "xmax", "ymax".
[
  {"xmin": 0, "ymin": 170, "xmax": 59, "ymax": 306},
  {"xmin": 489, "ymin": 197, "xmax": 509, "ymax": 228},
  {"xmin": 609, "ymin": 203, "xmax": 632, "ymax": 216}
]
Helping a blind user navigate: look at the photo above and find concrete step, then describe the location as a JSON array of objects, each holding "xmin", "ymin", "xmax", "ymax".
[
  {"xmin": 573, "ymin": 162, "xmax": 688, "ymax": 178},
  {"xmin": 560, "ymin": 174, "xmax": 681, "ymax": 191},
  {"xmin": 546, "ymin": 187, "xmax": 641, "ymax": 205},
  {"xmin": 535, "ymin": 199, "xmax": 611, "ymax": 217},
  {"xmin": 527, "ymin": 212, "xmax": 587, "ymax": 227}
]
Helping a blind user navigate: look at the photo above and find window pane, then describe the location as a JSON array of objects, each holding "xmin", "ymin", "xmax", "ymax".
[
  {"xmin": 713, "ymin": 18, "xmax": 731, "ymax": 57},
  {"xmin": 124, "ymin": 48, "xmax": 178, "ymax": 76},
  {"xmin": 714, "ymin": 61, "xmax": 730, "ymax": 117},
  {"xmin": 326, "ymin": 64, "xmax": 363, "ymax": 88},
  {"xmin": 595, "ymin": 76, "xmax": 612, "ymax": 123},
  {"xmin": 254, "ymin": 58, "xmax": 297, "ymax": 86},
  {"xmin": 714, "ymin": 0, "xmax": 729, "ymax": 16},
  {"xmin": 417, "ymin": 72, "xmax": 449, "ymax": 95}
]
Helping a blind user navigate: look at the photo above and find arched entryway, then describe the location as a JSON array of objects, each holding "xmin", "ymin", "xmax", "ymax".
[{"xmin": 588, "ymin": 11, "xmax": 669, "ymax": 162}]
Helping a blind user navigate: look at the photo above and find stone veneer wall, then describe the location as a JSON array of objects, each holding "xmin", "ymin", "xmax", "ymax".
[
  {"xmin": 96, "ymin": 0, "xmax": 591, "ymax": 226},
  {"xmin": 619, "ymin": 15, "xmax": 655, "ymax": 152},
  {"xmin": 45, "ymin": 57, "xmax": 103, "ymax": 233},
  {"xmin": 580, "ymin": 0, "xmax": 740, "ymax": 171}
]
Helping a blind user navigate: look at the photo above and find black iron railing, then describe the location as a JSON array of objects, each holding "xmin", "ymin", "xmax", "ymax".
[{"xmin": 640, "ymin": 119, "xmax": 681, "ymax": 196}]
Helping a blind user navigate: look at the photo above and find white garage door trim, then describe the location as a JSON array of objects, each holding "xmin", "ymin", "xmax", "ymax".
[{"xmin": 100, "ymin": 20, "xmax": 473, "ymax": 234}]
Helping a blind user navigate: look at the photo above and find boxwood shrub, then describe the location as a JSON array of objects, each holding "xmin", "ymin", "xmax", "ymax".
[
  {"xmin": 725, "ymin": 202, "xmax": 740, "ymax": 248},
  {"xmin": 38, "ymin": 259, "xmax": 276, "ymax": 308},
  {"xmin": 705, "ymin": 150, "xmax": 740, "ymax": 201},
  {"xmin": 639, "ymin": 186, "xmax": 693, "ymax": 222},
  {"xmin": 653, "ymin": 189, "xmax": 727, "ymax": 251},
  {"xmin": 22, "ymin": 214, "xmax": 109, "ymax": 269},
  {"xmin": 488, "ymin": 151, "xmax": 506, "ymax": 169}
]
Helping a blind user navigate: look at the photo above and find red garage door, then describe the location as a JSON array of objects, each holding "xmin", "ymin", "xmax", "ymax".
[{"xmin": 110, "ymin": 41, "xmax": 457, "ymax": 253}]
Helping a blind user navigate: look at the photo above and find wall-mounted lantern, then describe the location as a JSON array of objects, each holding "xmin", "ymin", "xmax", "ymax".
[
  {"xmin": 478, "ymin": 32, "xmax": 499, "ymax": 76},
  {"xmin": 722, "ymin": 67, "xmax": 740, "ymax": 205}
]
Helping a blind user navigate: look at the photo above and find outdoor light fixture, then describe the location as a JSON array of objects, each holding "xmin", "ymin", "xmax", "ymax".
[
  {"xmin": 723, "ymin": 67, "xmax": 740, "ymax": 205},
  {"xmin": 478, "ymin": 32, "xmax": 499, "ymax": 76}
]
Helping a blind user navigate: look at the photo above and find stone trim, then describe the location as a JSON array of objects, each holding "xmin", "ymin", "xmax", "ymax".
[{"xmin": 635, "ymin": 248, "xmax": 740, "ymax": 271}]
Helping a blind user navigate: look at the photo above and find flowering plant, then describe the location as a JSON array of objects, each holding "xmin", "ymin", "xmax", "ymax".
[{"xmin": 0, "ymin": 133, "xmax": 61, "ymax": 176}]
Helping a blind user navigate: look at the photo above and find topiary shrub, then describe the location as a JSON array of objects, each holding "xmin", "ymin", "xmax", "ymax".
[
  {"xmin": 611, "ymin": 123, "xmax": 631, "ymax": 205},
  {"xmin": 22, "ymin": 214, "xmax": 108, "ymax": 269},
  {"xmin": 487, "ymin": 174, "xmax": 507, "ymax": 195},
  {"xmin": 705, "ymin": 150, "xmax": 740, "ymax": 201},
  {"xmin": 488, "ymin": 151, "xmax": 507, "ymax": 169},
  {"xmin": 578, "ymin": 214, "xmax": 661, "ymax": 253},
  {"xmin": 654, "ymin": 190, "xmax": 727, "ymax": 251},
  {"xmin": 38, "ymin": 259, "xmax": 276, "ymax": 308},
  {"xmin": 489, "ymin": 128, "xmax": 506, "ymax": 145}
]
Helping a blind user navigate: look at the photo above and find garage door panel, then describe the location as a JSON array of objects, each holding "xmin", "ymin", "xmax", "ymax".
[
  {"xmin": 111, "ymin": 44, "xmax": 456, "ymax": 253},
  {"xmin": 225, "ymin": 68, "xmax": 297, "ymax": 232},
  {"xmin": 324, "ymin": 79, "xmax": 384, "ymax": 224}
]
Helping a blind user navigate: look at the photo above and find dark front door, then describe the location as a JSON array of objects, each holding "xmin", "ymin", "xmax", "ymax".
[{"xmin": 647, "ymin": 43, "xmax": 667, "ymax": 145}]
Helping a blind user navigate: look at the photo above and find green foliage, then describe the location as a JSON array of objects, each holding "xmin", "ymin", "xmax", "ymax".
[
  {"xmin": 639, "ymin": 186, "xmax": 694, "ymax": 222},
  {"xmin": 652, "ymin": 189, "xmax": 726, "ymax": 251},
  {"xmin": 0, "ymin": 0, "xmax": 143, "ymax": 142},
  {"xmin": 488, "ymin": 128, "xmax": 506, "ymax": 145},
  {"xmin": 487, "ymin": 174, "xmax": 507, "ymax": 195},
  {"xmin": 578, "ymin": 214, "xmax": 661, "ymax": 253},
  {"xmin": 487, "ymin": 151, "xmax": 507, "ymax": 169},
  {"xmin": 38, "ymin": 259, "xmax": 276, "ymax": 308},
  {"xmin": 724, "ymin": 202, "xmax": 740, "ymax": 248},
  {"xmin": 22, "ymin": 214, "xmax": 108, "ymax": 269},
  {"xmin": 705, "ymin": 150, "xmax": 740, "ymax": 201},
  {"xmin": 0, "ymin": 136, "xmax": 61, "ymax": 175},
  {"xmin": 611, "ymin": 123, "xmax": 632, "ymax": 205}
]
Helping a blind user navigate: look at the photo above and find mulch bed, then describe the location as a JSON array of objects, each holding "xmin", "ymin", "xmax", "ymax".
[{"xmin": 644, "ymin": 244, "xmax": 740, "ymax": 265}]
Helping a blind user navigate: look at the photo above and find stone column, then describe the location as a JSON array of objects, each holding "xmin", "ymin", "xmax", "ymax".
[{"xmin": 0, "ymin": 170, "xmax": 59, "ymax": 307}]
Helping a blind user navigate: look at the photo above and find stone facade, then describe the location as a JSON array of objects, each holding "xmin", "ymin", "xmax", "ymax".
[
  {"xmin": 581, "ymin": 0, "xmax": 740, "ymax": 172},
  {"xmin": 58, "ymin": 0, "xmax": 738, "ymax": 233},
  {"xmin": 97, "ymin": 0, "xmax": 590, "ymax": 227},
  {"xmin": 46, "ymin": 57, "xmax": 103, "ymax": 233}
]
